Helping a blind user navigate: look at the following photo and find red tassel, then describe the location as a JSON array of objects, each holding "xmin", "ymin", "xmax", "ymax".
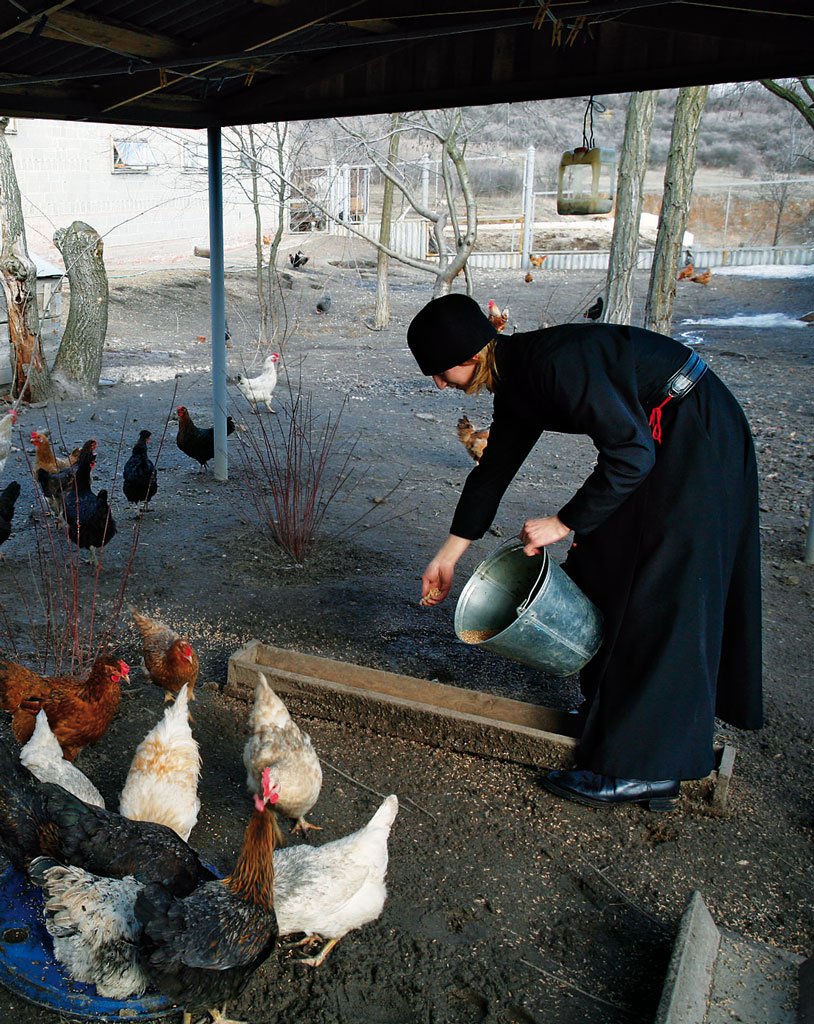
[{"xmin": 648, "ymin": 394, "xmax": 673, "ymax": 444}]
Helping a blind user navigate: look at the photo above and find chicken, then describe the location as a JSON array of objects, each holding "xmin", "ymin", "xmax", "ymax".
[
  {"xmin": 129, "ymin": 605, "xmax": 200, "ymax": 702},
  {"xmin": 0, "ymin": 734, "xmax": 216, "ymax": 894},
  {"xmin": 457, "ymin": 415, "xmax": 489, "ymax": 463},
  {"xmin": 529, "ymin": 254, "xmax": 548, "ymax": 269},
  {"xmin": 262, "ymin": 233, "xmax": 271, "ymax": 246},
  {"xmin": 122, "ymin": 428, "xmax": 158, "ymax": 507},
  {"xmin": 235, "ymin": 352, "xmax": 280, "ymax": 413},
  {"xmin": 486, "ymin": 299, "xmax": 509, "ymax": 332},
  {"xmin": 175, "ymin": 405, "xmax": 235, "ymax": 472},
  {"xmin": 0, "ymin": 408, "xmax": 18, "ymax": 479},
  {"xmin": 691, "ymin": 268, "xmax": 712, "ymax": 286},
  {"xmin": 0, "ymin": 652, "xmax": 129, "ymax": 761},
  {"xmin": 62, "ymin": 443, "xmax": 117, "ymax": 565},
  {"xmin": 19, "ymin": 709, "xmax": 106, "ymax": 807},
  {"xmin": 676, "ymin": 263, "xmax": 695, "ymax": 281},
  {"xmin": 289, "ymin": 249, "xmax": 309, "ymax": 268},
  {"xmin": 524, "ymin": 271, "xmax": 533, "ymax": 283},
  {"xmin": 32, "ymin": 432, "xmax": 90, "ymax": 515},
  {"xmin": 29, "ymin": 768, "xmax": 282, "ymax": 1020},
  {"xmin": 274, "ymin": 794, "xmax": 398, "ymax": 967},
  {"xmin": 119, "ymin": 683, "xmax": 200, "ymax": 841},
  {"xmin": 584, "ymin": 296, "xmax": 604, "ymax": 321},
  {"xmin": 243, "ymin": 672, "xmax": 322, "ymax": 833},
  {"xmin": 315, "ymin": 292, "xmax": 331, "ymax": 314},
  {"xmin": 0, "ymin": 479, "xmax": 21, "ymax": 554}
]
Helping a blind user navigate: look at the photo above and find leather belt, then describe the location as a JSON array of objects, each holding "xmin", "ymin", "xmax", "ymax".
[{"xmin": 660, "ymin": 350, "xmax": 708, "ymax": 402}]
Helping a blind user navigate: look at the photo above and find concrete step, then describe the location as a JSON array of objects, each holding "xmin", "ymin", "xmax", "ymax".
[{"xmin": 656, "ymin": 891, "xmax": 804, "ymax": 1024}]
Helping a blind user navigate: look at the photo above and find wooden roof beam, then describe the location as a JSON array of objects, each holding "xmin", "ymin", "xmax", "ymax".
[{"xmin": 15, "ymin": 9, "xmax": 187, "ymax": 60}]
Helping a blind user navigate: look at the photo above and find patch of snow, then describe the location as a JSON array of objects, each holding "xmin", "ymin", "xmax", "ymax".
[
  {"xmin": 713, "ymin": 264, "xmax": 814, "ymax": 279},
  {"xmin": 681, "ymin": 313, "xmax": 810, "ymax": 330}
]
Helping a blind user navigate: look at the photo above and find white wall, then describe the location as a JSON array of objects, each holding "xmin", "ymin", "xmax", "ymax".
[{"xmin": 7, "ymin": 119, "xmax": 270, "ymax": 266}]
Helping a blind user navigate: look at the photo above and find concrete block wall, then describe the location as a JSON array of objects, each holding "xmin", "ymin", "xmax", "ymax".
[{"xmin": 7, "ymin": 119, "xmax": 272, "ymax": 266}]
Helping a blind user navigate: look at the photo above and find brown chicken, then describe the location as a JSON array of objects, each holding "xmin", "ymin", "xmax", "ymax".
[
  {"xmin": 690, "ymin": 268, "xmax": 712, "ymax": 286},
  {"xmin": 486, "ymin": 299, "xmax": 510, "ymax": 332},
  {"xmin": 457, "ymin": 415, "xmax": 490, "ymax": 463},
  {"xmin": 524, "ymin": 271, "xmax": 534, "ymax": 283},
  {"xmin": 0, "ymin": 653, "xmax": 130, "ymax": 761},
  {"xmin": 31, "ymin": 432, "xmax": 84, "ymax": 514},
  {"xmin": 529, "ymin": 254, "xmax": 548, "ymax": 269},
  {"xmin": 129, "ymin": 606, "xmax": 200, "ymax": 701},
  {"xmin": 676, "ymin": 263, "xmax": 695, "ymax": 281}
]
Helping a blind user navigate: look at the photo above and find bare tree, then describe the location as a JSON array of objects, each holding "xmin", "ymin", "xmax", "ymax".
[
  {"xmin": 373, "ymin": 113, "xmax": 402, "ymax": 329},
  {"xmin": 335, "ymin": 108, "xmax": 479, "ymax": 298},
  {"xmin": 644, "ymin": 86, "xmax": 708, "ymax": 335},
  {"xmin": 760, "ymin": 78, "xmax": 814, "ymax": 133},
  {"xmin": 605, "ymin": 91, "xmax": 659, "ymax": 325},
  {"xmin": 0, "ymin": 117, "xmax": 52, "ymax": 401},
  {"xmin": 51, "ymin": 221, "xmax": 108, "ymax": 396}
]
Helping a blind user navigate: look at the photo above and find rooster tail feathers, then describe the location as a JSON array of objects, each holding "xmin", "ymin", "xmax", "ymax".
[
  {"xmin": 368, "ymin": 794, "xmax": 399, "ymax": 834},
  {"xmin": 21, "ymin": 709, "xmax": 62, "ymax": 761},
  {"xmin": 250, "ymin": 673, "xmax": 292, "ymax": 728}
]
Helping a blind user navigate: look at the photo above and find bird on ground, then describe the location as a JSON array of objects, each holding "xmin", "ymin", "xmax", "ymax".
[
  {"xmin": 457, "ymin": 415, "xmax": 489, "ymax": 463},
  {"xmin": 690, "ymin": 268, "xmax": 712, "ymax": 286},
  {"xmin": 243, "ymin": 672, "xmax": 322, "ymax": 834},
  {"xmin": 0, "ymin": 652, "xmax": 129, "ymax": 762},
  {"xmin": 677, "ymin": 263, "xmax": 695, "ymax": 281},
  {"xmin": 529, "ymin": 254, "xmax": 548, "ymax": 269},
  {"xmin": 524, "ymin": 272, "xmax": 534, "ymax": 283},
  {"xmin": 31, "ymin": 432, "xmax": 87, "ymax": 516},
  {"xmin": 119, "ymin": 684, "xmax": 200, "ymax": 842},
  {"xmin": 129, "ymin": 605, "xmax": 199, "ymax": 702},
  {"xmin": 62, "ymin": 444, "xmax": 116, "ymax": 565},
  {"xmin": 0, "ymin": 408, "xmax": 18, "ymax": 480},
  {"xmin": 19, "ymin": 710, "xmax": 105, "ymax": 807},
  {"xmin": 175, "ymin": 406, "xmax": 235, "ymax": 473},
  {"xmin": 122, "ymin": 429, "xmax": 158, "ymax": 507},
  {"xmin": 584, "ymin": 296, "xmax": 604, "ymax": 321},
  {"xmin": 27, "ymin": 767, "xmax": 281, "ymax": 1020},
  {"xmin": 316, "ymin": 292, "xmax": 331, "ymax": 314},
  {"xmin": 0, "ymin": 480, "xmax": 21, "ymax": 554},
  {"xmin": 289, "ymin": 250, "xmax": 309, "ymax": 269},
  {"xmin": 486, "ymin": 300, "xmax": 509, "ymax": 332},
  {"xmin": 235, "ymin": 352, "xmax": 280, "ymax": 413}
]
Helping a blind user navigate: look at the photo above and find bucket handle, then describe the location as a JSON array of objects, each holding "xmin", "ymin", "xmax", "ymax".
[{"xmin": 515, "ymin": 550, "xmax": 549, "ymax": 617}]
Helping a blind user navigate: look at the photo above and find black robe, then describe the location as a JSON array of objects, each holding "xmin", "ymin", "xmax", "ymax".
[{"xmin": 449, "ymin": 323, "xmax": 762, "ymax": 781}]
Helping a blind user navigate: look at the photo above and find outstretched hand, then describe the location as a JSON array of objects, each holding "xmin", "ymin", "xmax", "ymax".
[
  {"xmin": 519, "ymin": 515, "xmax": 571, "ymax": 555},
  {"xmin": 418, "ymin": 534, "xmax": 472, "ymax": 606}
]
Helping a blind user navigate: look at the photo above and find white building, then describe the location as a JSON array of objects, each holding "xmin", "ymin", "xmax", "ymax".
[{"xmin": 6, "ymin": 118, "xmax": 272, "ymax": 266}]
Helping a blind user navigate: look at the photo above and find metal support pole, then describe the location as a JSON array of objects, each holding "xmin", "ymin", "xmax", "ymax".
[
  {"xmin": 421, "ymin": 153, "xmax": 430, "ymax": 210},
  {"xmin": 805, "ymin": 487, "xmax": 814, "ymax": 565},
  {"xmin": 207, "ymin": 126, "xmax": 228, "ymax": 482},
  {"xmin": 521, "ymin": 145, "xmax": 535, "ymax": 269}
]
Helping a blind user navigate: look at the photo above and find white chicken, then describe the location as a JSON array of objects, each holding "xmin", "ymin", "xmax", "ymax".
[
  {"xmin": 235, "ymin": 352, "xmax": 280, "ymax": 413},
  {"xmin": 30, "ymin": 794, "xmax": 398, "ymax": 989},
  {"xmin": 0, "ymin": 408, "xmax": 18, "ymax": 480},
  {"xmin": 118, "ymin": 683, "xmax": 200, "ymax": 841},
  {"xmin": 19, "ymin": 710, "xmax": 106, "ymax": 808},
  {"xmin": 275, "ymin": 794, "xmax": 398, "ymax": 966},
  {"xmin": 242, "ymin": 672, "xmax": 322, "ymax": 833}
]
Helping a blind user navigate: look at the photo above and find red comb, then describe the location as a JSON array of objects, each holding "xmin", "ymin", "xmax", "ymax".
[{"xmin": 119, "ymin": 660, "xmax": 130, "ymax": 674}]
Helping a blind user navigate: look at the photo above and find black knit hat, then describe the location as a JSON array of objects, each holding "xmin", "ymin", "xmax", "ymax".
[{"xmin": 407, "ymin": 294, "xmax": 498, "ymax": 376}]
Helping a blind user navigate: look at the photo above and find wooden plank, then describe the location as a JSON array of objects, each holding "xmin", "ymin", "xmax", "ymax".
[
  {"xmin": 225, "ymin": 640, "xmax": 579, "ymax": 769},
  {"xmin": 712, "ymin": 742, "xmax": 737, "ymax": 812}
]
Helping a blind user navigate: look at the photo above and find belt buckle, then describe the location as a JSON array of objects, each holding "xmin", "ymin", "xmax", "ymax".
[{"xmin": 669, "ymin": 373, "xmax": 694, "ymax": 398}]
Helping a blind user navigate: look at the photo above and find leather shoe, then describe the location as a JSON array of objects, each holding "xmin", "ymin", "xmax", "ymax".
[{"xmin": 542, "ymin": 768, "xmax": 679, "ymax": 811}]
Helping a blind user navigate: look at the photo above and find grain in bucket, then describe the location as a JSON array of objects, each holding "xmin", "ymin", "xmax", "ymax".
[{"xmin": 454, "ymin": 538, "xmax": 603, "ymax": 676}]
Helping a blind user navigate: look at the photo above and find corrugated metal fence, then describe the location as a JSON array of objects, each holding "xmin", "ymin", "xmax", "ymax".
[{"xmin": 349, "ymin": 221, "xmax": 813, "ymax": 271}]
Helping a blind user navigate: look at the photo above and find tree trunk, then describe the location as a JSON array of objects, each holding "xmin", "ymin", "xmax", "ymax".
[
  {"xmin": 52, "ymin": 221, "xmax": 108, "ymax": 396},
  {"xmin": 644, "ymin": 86, "xmax": 708, "ymax": 335},
  {"xmin": 374, "ymin": 114, "xmax": 402, "ymax": 329},
  {"xmin": 247, "ymin": 126, "xmax": 271, "ymax": 345},
  {"xmin": 0, "ymin": 116, "xmax": 52, "ymax": 401},
  {"xmin": 606, "ymin": 90, "xmax": 658, "ymax": 325},
  {"xmin": 267, "ymin": 123, "xmax": 289, "ymax": 347}
]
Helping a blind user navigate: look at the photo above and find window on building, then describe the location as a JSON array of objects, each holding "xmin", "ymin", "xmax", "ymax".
[
  {"xmin": 183, "ymin": 140, "xmax": 208, "ymax": 173},
  {"xmin": 112, "ymin": 138, "xmax": 158, "ymax": 173}
]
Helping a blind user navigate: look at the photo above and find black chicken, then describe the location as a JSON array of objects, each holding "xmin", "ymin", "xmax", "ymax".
[
  {"xmin": 289, "ymin": 249, "xmax": 309, "ymax": 269},
  {"xmin": 62, "ymin": 444, "xmax": 116, "ymax": 565},
  {"xmin": 122, "ymin": 429, "xmax": 157, "ymax": 507},
  {"xmin": 0, "ymin": 480, "xmax": 21, "ymax": 552},
  {"xmin": 175, "ymin": 406, "xmax": 235, "ymax": 472},
  {"xmin": 584, "ymin": 296, "xmax": 604, "ymax": 321},
  {"xmin": 316, "ymin": 292, "xmax": 332, "ymax": 314},
  {"xmin": 24, "ymin": 761, "xmax": 281, "ymax": 1021},
  {"xmin": 35, "ymin": 437, "xmax": 95, "ymax": 517}
]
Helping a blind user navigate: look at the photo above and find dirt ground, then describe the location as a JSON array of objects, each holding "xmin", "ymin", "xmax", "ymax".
[{"xmin": 0, "ymin": 235, "xmax": 812, "ymax": 1024}]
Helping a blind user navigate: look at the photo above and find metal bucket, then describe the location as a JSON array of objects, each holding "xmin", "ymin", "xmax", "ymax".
[{"xmin": 454, "ymin": 538, "xmax": 603, "ymax": 676}]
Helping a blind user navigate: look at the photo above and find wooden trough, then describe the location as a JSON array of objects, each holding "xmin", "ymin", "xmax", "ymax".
[
  {"xmin": 225, "ymin": 640, "xmax": 580, "ymax": 770},
  {"xmin": 225, "ymin": 641, "xmax": 737, "ymax": 806}
]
